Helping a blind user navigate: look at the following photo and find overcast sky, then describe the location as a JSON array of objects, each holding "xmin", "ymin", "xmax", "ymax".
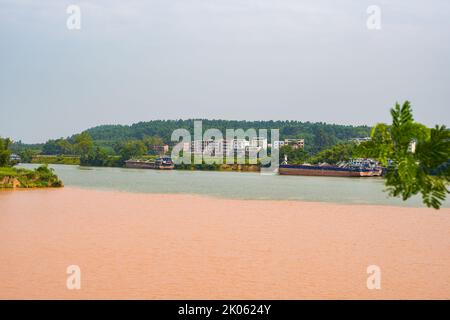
[{"xmin": 1, "ymin": 0, "xmax": 449, "ymax": 143}]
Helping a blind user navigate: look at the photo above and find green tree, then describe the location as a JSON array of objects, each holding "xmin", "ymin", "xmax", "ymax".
[
  {"xmin": 279, "ymin": 145, "xmax": 309, "ymax": 164},
  {"xmin": 42, "ymin": 139, "xmax": 60, "ymax": 155},
  {"xmin": 81, "ymin": 120, "xmax": 370, "ymax": 154},
  {"xmin": 312, "ymin": 128, "xmax": 336, "ymax": 153},
  {"xmin": 309, "ymin": 142, "xmax": 358, "ymax": 164},
  {"xmin": 42, "ymin": 138, "xmax": 75, "ymax": 155},
  {"xmin": 358, "ymin": 101, "xmax": 450, "ymax": 209},
  {"xmin": 142, "ymin": 135, "xmax": 164, "ymax": 147},
  {"xmin": 17, "ymin": 149, "xmax": 34, "ymax": 163},
  {"xmin": 73, "ymin": 132, "xmax": 94, "ymax": 155},
  {"xmin": 80, "ymin": 147, "xmax": 115, "ymax": 167},
  {"xmin": 0, "ymin": 137, "xmax": 12, "ymax": 167},
  {"xmin": 56, "ymin": 139, "xmax": 73, "ymax": 155},
  {"xmin": 142, "ymin": 135, "xmax": 165, "ymax": 155},
  {"xmin": 117, "ymin": 140, "xmax": 147, "ymax": 164}
]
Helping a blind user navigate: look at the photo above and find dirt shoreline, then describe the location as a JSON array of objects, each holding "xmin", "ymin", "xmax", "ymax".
[{"xmin": 0, "ymin": 187, "xmax": 449, "ymax": 299}]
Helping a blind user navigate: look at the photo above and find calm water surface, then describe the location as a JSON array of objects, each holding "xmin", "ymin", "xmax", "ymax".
[
  {"xmin": 3, "ymin": 166, "xmax": 449, "ymax": 299},
  {"xmin": 19, "ymin": 164, "xmax": 448, "ymax": 207}
]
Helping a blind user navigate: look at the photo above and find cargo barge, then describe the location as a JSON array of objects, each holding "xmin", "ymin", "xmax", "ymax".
[
  {"xmin": 279, "ymin": 159, "xmax": 383, "ymax": 177},
  {"xmin": 125, "ymin": 157, "xmax": 174, "ymax": 170}
]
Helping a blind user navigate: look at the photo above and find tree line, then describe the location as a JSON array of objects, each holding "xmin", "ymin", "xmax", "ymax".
[
  {"xmin": 83, "ymin": 119, "xmax": 370, "ymax": 154},
  {"xmin": 13, "ymin": 119, "xmax": 372, "ymax": 159}
]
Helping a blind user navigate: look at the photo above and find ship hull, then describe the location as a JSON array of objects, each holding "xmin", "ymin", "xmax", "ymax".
[
  {"xmin": 279, "ymin": 165, "xmax": 382, "ymax": 177},
  {"xmin": 124, "ymin": 161, "xmax": 174, "ymax": 170}
]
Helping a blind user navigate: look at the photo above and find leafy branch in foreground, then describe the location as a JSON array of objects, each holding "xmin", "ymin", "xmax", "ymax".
[{"xmin": 357, "ymin": 101, "xmax": 450, "ymax": 209}]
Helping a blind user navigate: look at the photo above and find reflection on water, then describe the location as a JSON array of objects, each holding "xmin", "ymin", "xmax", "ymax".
[{"xmin": 18, "ymin": 164, "xmax": 449, "ymax": 207}]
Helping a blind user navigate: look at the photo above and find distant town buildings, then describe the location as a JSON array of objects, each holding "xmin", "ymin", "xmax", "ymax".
[
  {"xmin": 178, "ymin": 137, "xmax": 309, "ymax": 156},
  {"xmin": 284, "ymin": 139, "xmax": 305, "ymax": 149},
  {"xmin": 271, "ymin": 139, "xmax": 305, "ymax": 149},
  {"xmin": 271, "ymin": 140, "xmax": 285, "ymax": 149},
  {"xmin": 185, "ymin": 138, "xmax": 269, "ymax": 156},
  {"xmin": 181, "ymin": 137, "xmax": 308, "ymax": 155},
  {"xmin": 250, "ymin": 137, "xmax": 268, "ymax": 150},
  {"xmin": 149, "ymin": 145, "xmax": 169, "ymax": 155}
]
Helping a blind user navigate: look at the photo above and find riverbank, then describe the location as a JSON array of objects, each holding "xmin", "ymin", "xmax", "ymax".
[
  {"xmin": 1, "ymin": 187, "xmax": 449, "ymax": 299},
  {"xmin": 31, "ymin": 155, "xmax": 80, "ymax": 165},
  {"xmin": 175, "ymin": 162, "xmax": 260, "ymax": 172},
  {"xmin": 17, "ymin": 163, "xmax": 448, "ymax": 207},
  {"xmin": 29, "ymin": 157, "xmax": 261, "ymax": 172},
  {"xmin": 0, "ymin": 165, "xmax": 63, "ymax": 188}
]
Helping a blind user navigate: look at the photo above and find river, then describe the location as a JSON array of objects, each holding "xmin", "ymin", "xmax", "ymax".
[
  {"xmin": 1, "ymin": 164, "xmax": 449, "ymax": 299},
  {"xmin": 17, "ymin": 164, "xmax": 449, "ymax": 207}
]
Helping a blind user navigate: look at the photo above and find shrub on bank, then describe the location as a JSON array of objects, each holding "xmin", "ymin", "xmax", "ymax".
[{"xmin": 0, "ymin": 165, "xmax": 63, "ymax": 188}]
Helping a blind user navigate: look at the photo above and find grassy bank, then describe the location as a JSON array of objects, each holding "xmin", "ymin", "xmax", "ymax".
[
  {"xmin": 0, "ymin": 165, "xmax": 63, "ymax": 188},
  {"xmin": 28, "ymin": 154, "xmax": 261, "ymax": 172},
  {"xmin": 31, "ymin": 155, "xmax": 80, "ymax": 165}
]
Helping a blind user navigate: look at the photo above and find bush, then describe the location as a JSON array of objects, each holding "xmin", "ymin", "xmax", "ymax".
[{"xmin": 0, "ymin": 165, "xmax": 63, "ymax": 188}]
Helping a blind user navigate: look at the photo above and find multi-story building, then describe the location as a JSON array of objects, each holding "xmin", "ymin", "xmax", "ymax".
[
  {"xmin": 232, "ymin": 139, "xmax": 249, "ymax": 151},
  {"xmin": 149, "ymin": 145, "xmax": 169, "ymax": 155},
  {"xmin": 250, "ymin": 137, "xmax": 268, "ymax": 150},
  {"xmin": 192, "ymin": 139, "xmax": 213, "ymax": 155},
  {"xmin": 187, "ymin": 138, "xmax": 268, "ymax": 156},
  {"xmin": 284, "ymin": 139, "xmax": 305, "ymax": 149},
  {"xmin": 182, "ymin": 142, "xmax": 191, "ymax": 153}
]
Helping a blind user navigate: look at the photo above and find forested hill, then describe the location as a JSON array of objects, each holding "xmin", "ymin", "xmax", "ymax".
[{"xmin": 83, "ymin": 119, "xmax": 371, "ymax": 154}]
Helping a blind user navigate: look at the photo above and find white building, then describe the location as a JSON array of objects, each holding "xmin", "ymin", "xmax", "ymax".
[
  {"xmin": 250, "ymin": 137, "xmax": 268, "ymax": 149},
  {"xmin": 187, "ymin": 138, "xmax": 268, "ymax": 156},
  {"xmin": 284, "ymin": 139, "xmax": 305, "ymax": 149},
  {"xmin": 272, "ymin": 141, "xmax": 286, "ymax": 149}
]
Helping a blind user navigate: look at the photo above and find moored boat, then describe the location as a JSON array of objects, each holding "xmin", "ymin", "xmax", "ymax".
[
  {"xmin": 279, "ymin": 159, "xmax": 383, "ymax": 177},
  {"xmin": 125, "ymin": 157, "xmax": 174, "ymax": 170}
]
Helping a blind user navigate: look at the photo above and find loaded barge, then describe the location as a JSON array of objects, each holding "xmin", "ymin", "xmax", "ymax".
[
  {"xmin": 125, "ymin": 157, "xmax": 174, "ymax": 170},
  {"xmin": 279, "ymin": 159, "xmax": 383, "ymax": 177}
]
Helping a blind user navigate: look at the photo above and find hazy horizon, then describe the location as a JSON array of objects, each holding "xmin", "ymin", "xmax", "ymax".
[{"xmin": 1, "ymin": 0, "xmax": 450, "ymax": 143}]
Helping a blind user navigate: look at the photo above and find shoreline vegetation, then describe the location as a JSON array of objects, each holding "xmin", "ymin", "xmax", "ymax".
[
  {"xmin": 9, "ymin": 118, "xmax": 381, "ymax": 173},
  {"xmin": 1, "ymin": 137, "xmax": 62, "ymax": 189},
  {"xmin": 27, "ymin": 143, "xmax": 358, "ymax": 172},
  {"xmin": 31, "ymin": 155, "xmax": 80, "ymax": 165},
  {"xmin": 0, "ymin": 165, "xmax": 63, "ymax": 189},
  {"xmin": 4, "ymin": 102, "xmax": 450, "ymax": 207},
  {"xmin": 31, "ymin": 154, "xmax": 262, "ymax": 171},
  {"xmin": 13, "ymin": 119, "xmax": 370, "ymax": 170}
]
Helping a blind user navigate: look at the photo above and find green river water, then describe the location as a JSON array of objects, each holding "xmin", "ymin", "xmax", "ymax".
[{"xmin": 18, "ymin": 163, "xmax": 449, "ymax": 207}]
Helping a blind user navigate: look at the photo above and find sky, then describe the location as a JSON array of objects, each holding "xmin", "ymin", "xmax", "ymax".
[{"xmin": 0, "ymin": 0, "xmax": 449, "ymax": 143}]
